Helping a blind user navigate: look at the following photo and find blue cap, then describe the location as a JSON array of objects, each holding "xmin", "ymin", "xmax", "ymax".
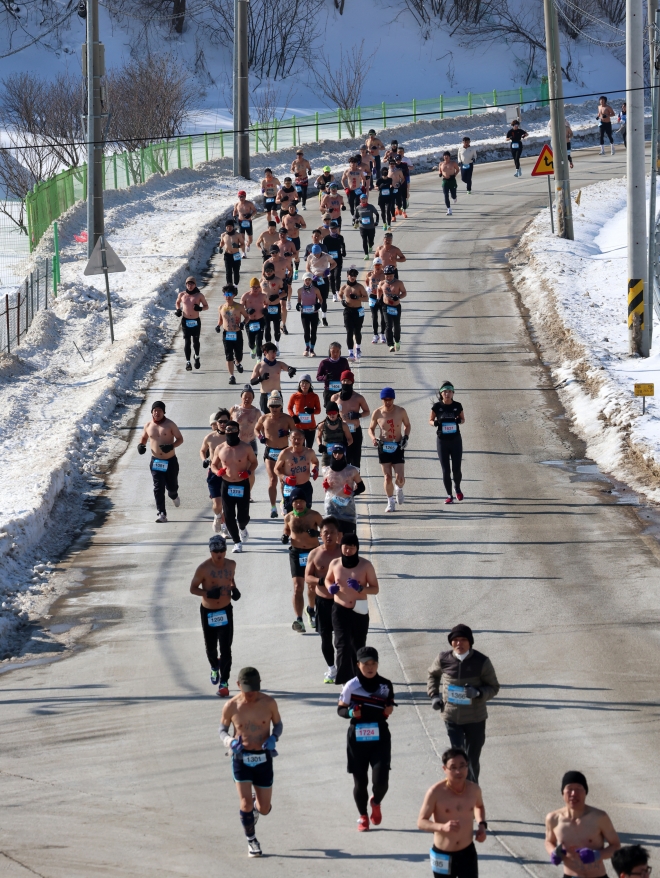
[
  {"xmin": 380, "ymin": 387, "xmax": 395, "ymax": 400},
  {"xmin": 311, "ymin": 244, "xmax": 322, "ymax": 255},
  {"xmin": 331, "ymin": 444, "xmax": 345, "ymax": 453}
]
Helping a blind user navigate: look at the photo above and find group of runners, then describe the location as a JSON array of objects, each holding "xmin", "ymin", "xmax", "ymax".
[{"xmin": 137, "ymin": 136, "xmax": 648, "ymax": 875}]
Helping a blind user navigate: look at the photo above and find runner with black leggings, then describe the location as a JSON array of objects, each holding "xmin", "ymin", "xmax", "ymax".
[
  {"xmin": 430, "ymin": 381, "xmax": 465, "ymax": 505},
  {"xmin": 506, "ymin": 120, "xmax": 528, "ymax": 177}
]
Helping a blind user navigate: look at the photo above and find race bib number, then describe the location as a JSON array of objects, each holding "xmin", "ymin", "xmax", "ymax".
[
  {"xmin": 355, "ymin": 723, "xmax": 379, "ymax": 742},
  {"xmin": 241, "ymin": 220, "xmax": 250, "ymax": 228},
  {"xmin": 298, "ymin": 552, "xmax": 309, "ymax": 567},
  {"xmin": 248, "ymin": 321, "xmax": 261, "ymax": 332},
  {"xmin": 228, "ymin": 485, "xmax": 244, "ymax": 498},
  {"xmin": 207, "ymin": 610, "xmax": 228, "ymax": 627},
  {"xmin": 225, "ymin": 331, "xmax": 237, "ymax": 341},
  {"xmin": 354, "ymin": 187, "xmax": 362, "ymax": 195},
  {"xmin": 369, "ymin": 296, "xmax": 377, "ymax": 308},
  {"xmin": 462, "ymin": 164, "xmax": 471, "ymax": 169},
  {"xmin": 298, "ymin": 413, "xmax": 312, "ymax": 423},
  {"xmin": 386, "ymin": 306, "xmax": 398, "ymax": 315},
  {"xmin": 233, "ymin": 252, "xmax": 242, "ymax": 260},
  {"xmin": 329, "ymin": 250, "xmax": 338, "ymax": 258},
  {"xmin": 295, "ymin": 185, "xmax": 302, "ymax": 192},
  {"xmin": 268, "ymin": 448, "xmax": 281, "ymax": 460},
  {"xmin": 441, "ymin": 422, "xmax": 457, "ymax": 435},
  {"xmin": 430, "ymin": 849, "xmax": 451, "ymax": 875},
  {"xmin": 185, "ymin": 319, "xmax": 198, "ymax": 328},
  {"xmin": 329, "ymin": 493, "xmax": 350, "ymax": 507},
  {"xmin": 243, "ymin": 753, "xmax": 267, "ymax": 767},
  {"xmin": 381, "ymin": 187, "xmax": 390, "ymax": 196},
  {"xmin": 302, "ymin": 305, "xmax": 314, "ymax": 314},
  {"xmin": 267, "ymin": 305, "xmax": 279, "ymax": 314},
  {"xmin": 265, "ymin": 197, "xmax": 275, "ymax": 204},
  {"xmin": 393, "ymin": 187, "xmax": 398, "ymax": 193},
  {"xmin": 152, "ymin": 459, "xmax": 169, "ymax": 472},
  {"xmin": 447, "ymin": 684, "xmax": 471, "ymax": 705},
  {"xmin": 329, "ymin": 381, "xmax": 341, "ymax": 392},
  {"xmin": 361, "ymin": 217, "xmax": 370, "ymax": 225},
  {"xmin": 348, "ymin": 423, "xmax": 356, "ymax": 433},
  {"xmin": 283, "ymin": 483, "xmax": 293, "ymax": 496},
  {"xmin": 357, "ymin": 307, "xmax": 364, "ymax": 317},
  {"xmin": 511, "ymin": 142, "xmax": 520, "ymax": 149},
  {"xmin": 382, "ymin": 442, "xmax": 398, "ymax": 454}
]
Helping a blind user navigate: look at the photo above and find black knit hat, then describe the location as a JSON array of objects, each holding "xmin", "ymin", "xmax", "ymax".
[
  {"xmin": 447, "ymin": 624, "xmax": 474, "ymax": 646},
  {"xmin": 561, "ymin": 771, "xmax": 588, "ymax": 794}
]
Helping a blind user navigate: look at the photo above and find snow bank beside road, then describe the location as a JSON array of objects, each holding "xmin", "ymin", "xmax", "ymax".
[{"xmin": 511, "ymin": 179, "xmax": 660, "ymax": 501}]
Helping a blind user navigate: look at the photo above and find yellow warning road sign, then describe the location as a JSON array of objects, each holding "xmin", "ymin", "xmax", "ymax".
[{"xmin": 531, "ymin": 144, "xmax": 554, "ymax": 176}]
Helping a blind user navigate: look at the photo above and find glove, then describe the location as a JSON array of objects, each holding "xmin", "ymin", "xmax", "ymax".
[
  {"xmin": 296, "ymin": 302, "xmax": 302, "ymax": 311},
  {"xmin": 293, "ymin": 415, "xmax": 301, "ymax": 424},
  {"xmin": 238, "ymin": 470, "xmax": 251, "ymax": 479},
  {"xmin": 258, "ymin": 433, "xmax": 266, "ymax": 444},
  {"xmin": 323, "ymin": 268, "xmax": 330, "ymax": 277},
  {"xmin": 247, "ymin": 308, "xmax": 256, "ymax": 315},
  {"xmin": 231, "ymin": 585, "xmax": 241, "ymax": 601},
  {"xmin": 550, "ymin": 847, "xmax": 566, "ymax": 866},
  {"xmin": 159, "ymin": 444, "xmax": 174, "ymax": 453},
  {"xmin": 202, "ymin": 458, "xmax": 210, "ymax": 468},
  {"xmin": 322, "ymin": 478, "xmax": 330, "ymax": 490},
  {"xmin": 346, "ymin": 577, "xmax": 363, "ymax": 592},
  {"xmin": 215, "ymin": 325, "xmax": 222, "ymax": 333},
  {"xmin": 268, "ymin": 293, "xmax": 279, "ymax": 301},
  {"xmin": 318, "ymin": 574, "xmax": 325, "ymax": 589},
  {"xmin": 304, "ymin": 406, "xmax": 314, "ymax": 414},
  {"xmin": 341, "ymin": 204, "xmax": 346, "ymax": 210},
  {"xmin": 347, "ymin": 411, "xmax": 358, "ymax": 420},
  {"xmin": 431, "ymin": 697, "xmax": 444, "ymax": 711},
  {"xmin": 278, "ymin": 428, "xmax": 288, "ymax": 437},
  {"xmin": 206, "ymin": 586, "xmax": 221, "ymax": 599},
  {"xmin": 318, "ymin": 444, "xmax": 327, "ymax": 454},
  {"xmin": 288, "ymin": 366, "xmax": 297, "ymax": 378},
  {"xmin": 230, "ymin": 736, "xmax": 244, "ymax": 755},
  {"xmin": 343, "ymin": 483, "xmax": 353, "ymax": 496},
  {"xmin": 307, "ymin": 528, "xmax": 320, "ymax": 537},
  {"xmin": 285, "ymin": 475, "xmax": 297, "ymax": 486},
  {"xmin": 345, "ymin": 188, "xmax": 350, "ymax": 196},
  {"xmin": 137, "ymin": 443, "xmax": 147, "ymax": 455},
  {"xmin": 280, "ymin": 533, "xmax": 289, "ymax": 544},
  {"xmin": 577, "ymin": 850, "xmax": 600, "ymax": 865},
  {"xmin": 349, "ymin": 293, "xmax": 358, "ymax": 300},
  {"xmin": 312, "ymin": 466, "xmax": 319, "ymax": 480},
  {"xmin": 464, "ymin": 685, "xmax": 481, "ymax": 699},
  {"xmin": 400, "ymin": 435, "xmax": 409, "ymax": 449},
  {"xmin": 175, "ymin": 308, "xmax": 182, "ymax": 317},
  {"xmin": 193, "ymin": 303, "xmax": 203, "ymax": 311},
  {"xmin": 262, "ymin": 734, "xmax": 278, "ymax": 751},
  {"xmin": 217, "ymin": 467, "xmax": 228, "ymax": 476},
  {"xmin": 328, "ymin": 583, "xmax": 340, "ymax": 595}
]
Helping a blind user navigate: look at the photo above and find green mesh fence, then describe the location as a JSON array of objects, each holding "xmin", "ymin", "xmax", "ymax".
[{"xmin": 25, "ymin": 82, "xmax": 548, "ymax": 253}]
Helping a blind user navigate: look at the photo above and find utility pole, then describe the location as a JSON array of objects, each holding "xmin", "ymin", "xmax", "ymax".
[
  {"xmin": 232, "ymin": 0, "xmax": 250, "ymax": 179},
  {"xmin": 85, "ymin": 0, "xmax": 104, "ymax": 258},
  {"xmin": 543, "ymin": 0, "xmax": 573, "ymax": 239},
  {"xmin": 647, "ymin": 0, "xmax": 660, "ymax": 344},
  {"xmin": 627, "ymin": 0, "xmax": 648, "ymax": 355}
]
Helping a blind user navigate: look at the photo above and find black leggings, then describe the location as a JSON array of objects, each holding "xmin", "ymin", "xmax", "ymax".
[
  {"xmin": 360, "ymin": 228, "xmax": 375, "ymax": 255},
  {"xmin": 183, "ymin": 326, "xmax": 200, "ymax": 361},
  {"xmin": 371, "ymin": 299, "xmax": 385, "ymax": 334},
  {"xmin": 344, "ymin": 308, "xmax": 364, "ymax": 348},
  {"xmin": 315, "ymin": 595, "xmax": 335, "ymax": 667},
  {"xmin": 437, "ymin": 435, "xmax": 463, "ymax": 495},
  {"xmin": 247, "ymin": 319, "xmax": 264, "ymax": 357},
  {"xmin": 385, "ymin": 305, "xmax": 401, "ymax": 345},
  {"xmin": 301, "ymin": 312, "xmax": 319, "ymax": 347},
  {"xmin": 150, "ymin": 456, "xmax": 179, "ymax": 513},
  {"xmin": 394, "ymin": 188, "xmax": 405, "ymax": 211},
  {"xmin": 599, "ymin": 121, "xmax": 613, "ymax": 145},
  {"xmin": 264, "ymin": 308, "xmax": 281, "ymax": 342},
  {"xmin": 332, "ymin": 602, "xmax": 369, "ymax": 684},
  {"xmin": 317, "ymin": 280, "xmax": 329, "ymax": 313},
  {"xmin": 330, "ymin": 261, "xmax": 343, "ymax": 295},
  {"xmin": 347, "ymin": 190, "xmax": 361, "ymax": 213},
  {"xmin": 379, "ymin": 199, "xmax": 395, "ymax": 225},
  {"xmin": 353, "ymin": 763, "xmax": 390, "ymax": 816},
  {"xmin": 200, "ymin": 603, "xmax": 233, "ymax": 681},
  {"xmin": 302, "ymin": 429, "xmax": 315, "ymax": 448},
  {"xmin": 224, "ymin": 252, "xmax": 241, "ymax": 284},
  {"xmin": 220, "ymin": 478, "xmax": 250, "ymax": 543},
  {"xmin": 511, "ymin": 145, "xmax": 523, "ymax": 169}
]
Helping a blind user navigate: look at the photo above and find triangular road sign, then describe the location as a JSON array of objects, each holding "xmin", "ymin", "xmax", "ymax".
[
  {"xmin": 84, "ymin": 236, "xmax": 126, "ymax": 276},
  {"xmin": 531, "ymin": 144, "xmax": 554, "ymax": 177}
]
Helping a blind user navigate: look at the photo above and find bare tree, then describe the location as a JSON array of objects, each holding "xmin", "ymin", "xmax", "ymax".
[
  {"xmin": 102, "ymin": 0, "xmax": 186, "ymax": 33},
  {"xmin": 403, "ymin": 0, "xmax": 485, "ymax": 28},
  {"xmin": 205, "ymin": 0, "xmax": 324, "ymax": 81},
  {"xmin": 311, "ymin": 40, "xmax": 373, "ymax": 137},
  {"xmin": 250, "ymin": 80, "xmax": 295, "ymax": 152},
  {"xmin": 594, "ymin": 0, "xmax": 625, "ymax": 26}
]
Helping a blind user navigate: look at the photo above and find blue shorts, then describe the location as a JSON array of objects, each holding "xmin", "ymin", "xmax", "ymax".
[
  {"xmin": 232, "ymin": 750, "xmax": 274, "ymax": 788},
  {"xmin": 207, "ymin": 470, "xmax": 224, "ymax": 499}
]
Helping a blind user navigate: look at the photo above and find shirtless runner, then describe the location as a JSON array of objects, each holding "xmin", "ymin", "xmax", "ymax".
[
  {"xmin": 291, "ymin": 148, "xmax": 313, "ymax": 210},
  {"xmin": 378, "ymin": 265, "xmax": 407, "ymax": 353},
  {"xmin": 320, "ymin": 182, "xmax": 346, "ymax": 230},
  {"xmin": 216, "ymin": 284, "xmax": 249, "ymax": 385},
  {"xmin": 545, "ymin": 771, "xmax": 620, "ymax": 877},
  {"xmin": 189, "ymin": 533, "xmax": 240, "ymax": 695},
  {"xmin": 220, "ymin": 219, "xmax": 246, "ymax": 287},
  {"xmin": 201, "ymin": 408, "xmax": 229, "ymax": 534},
  {"xmin": 374, "ymin": 232, "xmax": 406, "ymax": 278},
  {"xmin": 274, "ymin": 428, "xmax": 319, "ymax": 515},
  {"xmin": 281, "ymin": 489, "xmax": 323, "ymax": 633},
  {"xmin": 260, "ymin": 169, "xmax": 281, "ymax": 222},
  {"xmin": 305, "ymin": 516, "xmax": 342, "ymax": 682},
  {"xmin": 365, "ymin": 129, "xmax": 386, "ymax": 179},
  {"xmin": 220, "ymin": 666, "xmax": 282, "ymax": 858},
  {"xmin": 233, "ymin": 190, "xmax": 257, "ymax": 251},
  {"xmin": 241, "ymin": 278, "xmax": 268, "ymax": 359},
  {"xmin": 438, "ymin": 151, "xmax": 460, "ymax": 216},
  {"xmin": 281, "ymin": 202, "xmax": 307, "ymax": 280},
  {"xmin": 211, "ymin": 420, "xmax": 258, "ymax": 554},
  {"xmin": 230, "ymin": 385, "xmax": 261, "ymax": 457},
  {"xmin": 254, "ymin": 388, "xmax": 297, "ymax": 517},
  {"xmin": 368, "ymin": 387, "xmax": 411, "ymax": 513},
  {"xmin": 175, "ymin": 276, "xmax": 209, "ymax": 371},
  {"xmin": 249, "ymin": 341, "xmax": 296, "ymax": 414},
  {"xmin": 255, "ymin": 220, "xmax": 280, "ymax": 261},
  {"xmin": 417, "ymin": 747, "xmax": 487, "ymax": 878},
  {"xmin": 137, "ymin": 400, "xmax": 183, "ymax": 523}
]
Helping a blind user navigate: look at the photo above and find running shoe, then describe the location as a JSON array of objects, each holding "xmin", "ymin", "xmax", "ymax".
[
  {"xmin": 380, "ymin": 334, "xmax": 387, "ymax": 344},
  {"xmin": 194, "ymin": 357, "xmax": 201, "ymax": 370},
  {"xmin": 217, "ymin": 682, "xmax": 229, "ymax": 697},
  {"xmin": 389, "ymin": 345, "xmax": 395, "ymax": 353},
  {"xmin": 210, "ymin": 668, "xmax": 220, "ymax": 686},
  {"xmin": 186, "ymin": 361, "xmax": 192, "ymax": 371},
  {"xmin": 390, "ymin": 215, "xmax": 396, "ymax": 223},
  {"xmin": 221, "ymin": 522, "xmax": 230, "ymax": 538},
  {"xmin": 252, "ymin": 795, "xmax": 260, "ymax": 826},
  {"xmin": 240, "ymin": 528, "xmax": 249, "ymax": 543},
  {"xmin": 402, "ymin": 211, "xmax": 408, "ymax": 218},
  {"xmin": 306, "ymin": 606, "xmax": 317, "ymax": 630},
  {"xmin": 357, "ymin": 815, "xmax": 370, "ymax": 832},
  {"xmin": 333, "ymin": 293, "xmax": 339, "ymax": 302},
  {"xmin": 599, "ymin": 146, "xmax": 605, "ymax": 155},
  {"xmin": 348, "ymin": 350, "xmax": 355, "ymax": 360},
  {"xmin": 444, "ymin": 496, "xmax": 454, "ymax": 504},
  {"xmin": 447, "ymin": 208, "xmax": 452, "ymax": 216},
  {"xmin": 324, "ymin": 665, "xmax": 337, "ymax": 684},
  {"xmin": 293, "ymin": 270, "xmax": 299, "ymax": 280},
  {"xmin": 309, "ymin": 347, "xmax": 316, "ymax": 357},
  {"xmin": 394, "ymin": 485, "xmax": 404, "ymax": 505},
  {"xmin": 270, "ymin": 506, "xmax": 278, "ymax": 518},
  {"xmin": 156, "ymin": 511, "xmax": 167, "ymax": 523},
  {"xmin": 292, "ymin": 617, "xmax": 305, "ymax": 633},
  {"xmin": 611, "ymin": 145, "xmax": 616, "ymax": 155},
  {"xmin": 456, "ymin": 491, "xmax": 464, "ymax": 501},
  {"xmin": 303, "ymin": 348, "xmax": 309, "ymax": 357},
  {"xmin": 383, "ymin": 223, "xmax": 388, "ymax": 231},
  {"xmin": 229, "ymin": 375, "xmax": 236, "ymax": 385},
  {"xmin": 247, "ymin": 838, "xmax": 262, "ymax": 858},
  {"xmin": 172, "ymin": 495, "xmax": 181, "ymax": 507},
  {"xmin": 322, "ymin": 317, "xmax": 328, "ymax": 327},
  {"xmin": 236, "ymin": 362, "xmax": 244, "ymax": 373},
  {"xmin": 232, "ymin": 542, "xmax": 243, "ymax": 553},
  {"xmin": 213, "ymin": 514, "xmax": 223, "ymax": 533},
  {"xmin": 370, "ymin": 797, "xmax": 382, "ymax": 826},
  {"xmin": 246, "ymin": 244, "xmax": 250, "ymax": 253},
  {"xmin": 372, "ymin": 335, "xmax": 379, "ymax": 344},
  {"xmin": 281, "ymin": 324, "xmax": 289, "ymax": 335},
  {"xmin": 385, "ymin": 497, "xmax": 396, "ymax": 513},
  {"xmin": 250, "ymin": 347, "xmax": 257, "ymax": 359},
  {"xmin": 395, "ymin": 342, "xmax": 400, "ymax": 352},
  {"xmin": 356, "ymin": 346, "xmax": 361, "ymax": 360},
  {"xmin": 364, "ymin": 254, "xmax": 370, "ymax": 260},
  {"xmin": 468, "ymin": 190, "xmax": 472, "ymax": 194}
]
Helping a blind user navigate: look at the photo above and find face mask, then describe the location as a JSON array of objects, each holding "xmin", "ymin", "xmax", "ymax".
[
  {"xmin": 292, "ymin": 508, "xmax": 306, "ymax": 517},
  {"xmin": 347, "ymin": 279, "xmax": 357, "ymax": 286},
  {"xmin": 330, "ymin": 455, "xmax": 347, "ymax": 472},
  {"xmin": 341, "ymin": 551, "xmax": 359, "ymax": 568},
  {"xmin": 264, "ymin": 355, "xmax": 277, "ymax": 364},
  {"xmin": 331, "ymin": 231, "xmax": 338, "ymax": 237},
  {"xmin": 217, "ymin": 424, "xmax": 227, "ymax": 434},
  {"xmin": 340, "ymin": 384, "xmax": 353, "ymax": 400},
  {"xmin": 225, "ymin": 432, "xmax": 240, "ymax": 446}
]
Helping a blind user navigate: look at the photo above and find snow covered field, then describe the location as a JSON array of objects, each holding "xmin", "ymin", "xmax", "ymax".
[
  {"xmin": 512, "ymin": 181, "xmax": 660, "ymax": 504},
  {"xmin": 0, "ymin": 102, "xmax": 631, "ymax": 657}
]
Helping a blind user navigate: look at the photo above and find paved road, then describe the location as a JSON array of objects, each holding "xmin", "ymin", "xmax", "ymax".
[{"xmin": 2, "ymin": 149, "xmax": 659, "ymax": 878}]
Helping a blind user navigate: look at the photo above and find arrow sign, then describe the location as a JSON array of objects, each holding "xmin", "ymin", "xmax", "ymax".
[
  {"xmin": 84, "ymin": 236, "xmax": 126, "ymax": 276},
  {"xmin": 531, "ymin": 144, "xmax": 554, "ymax": 177}
]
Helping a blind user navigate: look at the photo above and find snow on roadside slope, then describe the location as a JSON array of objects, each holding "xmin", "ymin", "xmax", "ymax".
[{"xmin": 511, "ymin": 179, "xmax": 660, "ymax": 502}]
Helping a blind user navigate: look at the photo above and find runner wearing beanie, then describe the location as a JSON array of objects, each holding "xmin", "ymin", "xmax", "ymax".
[
  {"xmin": 175, "ymin": 276, "xmax": 209, "ymax": 371},
  {"xmin": 353, "ymin": 194, "xmax": 380, "ymax": 259},
  {"xmin": 427, "ymin": 625, "xmax": 500, "ymax": 783},
  {"xmin": 210, "ymin": 420, "xmax": 258, "ymax": 554},
  {"xmin": 241, "ymin": 278, "xmax": 267, "ymax": 359},
  {"xmin": 219, "ymin": 219, "xmax": 246, "ymax": 285},
  {"xmin": 220, "ymin": 667, "xmax": 283, "ymax": 858},
  {"xmin": 316, "ymin": 342, "xmax": 350, "ymax": 407},
  {"xmin": 545, "ymin": 771, "xmax": 620, "ymax": 875},
  {"xmin": 230, "ymin": 386, "xmax": 261, "ymax": 458},
  {"xmin": 377, "ymin": 264, "xmax": 407, "ymax": 353},
  {"xmin": 322, "ymin": 220, "xmax": 347, "ymax": 301},
  {"xmin": 281, "ymin": 487, "xmax": 323, "ymax": 632},
  {"xmin": 317, "ymin": 403, "xmax": 353, "ymax": 467},
  {"xmin": 137, "ymin": 401, "xmax": 183, "ymax": 523},
  {"xmin": 287, "ymin": 374, "xmax": 322, "ymax": 447},
  {"xmin": 216, "ymin": 284, "xmax": 249, "ymax": 385},
  {"xmin": 366, "ymin": 257, "xmax": 387, "ymax": 343},
  {"xmin": 233, "ymin": 190, "xmax": 257, "ymax": 252},
  {"xmin": 201, "ymin": 408, "xmax": 230, "ymax": 534},
  {"xmin": 274, "ymin": 427, "xmax": 319, "ymax": 515},
  {"xmin": 305, "ymin": 517, "xmax": 342, "ymax": 682},
  {"xmin": 189, "ymin": 534, "xmax": 241, "ymax": 696},
  {"xmin": 327, "ymin": 535, "xmax": 379, "ymax": 685},
  {"xmin": 430, "ymin": 381, "xmax": 465, "ymax": 504},
  {"xmin": 368, "ymin": 388, "xmax": 411, "ymax": 513},
  {"xmin": 330, "ymin": 370, "xmax": 370, "ymax": 469},
  {"xmin": 337, "ymin": 645, "xmax": 396, "ymax": 831},
  {"xmin": 321, "ymin": 443, "xmax": 364, "ymax": 534},
  {"xmin": 254, "ymin": 388, "xmax": 296, "ymax": 517},
  {"xmin": 340, "ymin": 268, "xmax": 369, "ymax": 361},
  {"xmin": 306, "ymin": 244, "xmax": 336, "ymax": 324},
  {"xmin": 296, "ymin": 272, "xmax": 323, "ymax": 356}
]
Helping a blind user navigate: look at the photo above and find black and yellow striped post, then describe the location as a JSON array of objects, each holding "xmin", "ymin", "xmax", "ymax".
[{"xmin": 628, "ymin": 278, "xmax": 644, "ymax": 352}]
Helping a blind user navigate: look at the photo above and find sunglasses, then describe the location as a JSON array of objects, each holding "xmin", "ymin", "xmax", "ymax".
[
  {"xmin": 218, "ymin": 419, "xmax": 229, "ymax": 424},
  {"xmin": 210, "ymin": 547, "xmax": 226, "ymax": 553},
  {"xmin": 269, "ymin": 404, "xmax": 282, "ymax": 408},
  {"xmin": 186, "ymin": 282, "xmax": 195, "ymax": 286}
]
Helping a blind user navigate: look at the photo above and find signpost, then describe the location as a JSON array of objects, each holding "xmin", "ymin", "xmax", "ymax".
[
  {"xmin": 531, "ymin": 145, "xmax": 555, "ymax": 234},
  {"xmin": 83, "ymin": 235, "xmax": 126, "ymax": 343},
  {"xmin": 634, "ymin": 382, "xmax": 654, "ymax": 414}
]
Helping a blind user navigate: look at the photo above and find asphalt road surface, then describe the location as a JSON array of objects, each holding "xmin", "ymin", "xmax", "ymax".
[{"xmin": 2, "ymin": 148, "xmax": 659, "ymax": 878}]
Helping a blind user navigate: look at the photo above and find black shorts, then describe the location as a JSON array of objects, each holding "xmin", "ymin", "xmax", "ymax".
[
  {"xmin": 264, "ymin": 445, "xmax": 284, "ymax": 464},
  {"xmin": 264, "ymin": 198, "xmax": 277, "ymax": 211},
  {"xmin": 283, "ymin": 478, "xmax": 313, "ymax": 512},
  {"xmin": 207, "ymin": 470, "xmax": 224, "ymax": 499},
  {"xmin": 347, "ymin": 723, "xmax": 391, "ymax": 775},
  {"xmin": 430, "ymin": 842, "xmax": 478, "ymax": 877},
  {"xmin": 232, "ymin": 750, "xmax": 274, "ymax": 788},
  {"xmin": 223, "ymin": 330, "xmax": 243, "ymax": 361},
  {"xmin": 238, "ymin": 220, "xmax": 253, "ymax": 236},
  {"xmin": 182, "ymin": 316, "xmax": 201, "ymax": 336},
  {"xmin": 289, "ymin": 544, "xmax": 313, "ymax": 578},
  {"xmin": 377, "ymin": 442, "xmax": 404, "ymax": 465},
  {"xmin": 289, "ymin": 236, "xmax": 301, "ymax": 252}
]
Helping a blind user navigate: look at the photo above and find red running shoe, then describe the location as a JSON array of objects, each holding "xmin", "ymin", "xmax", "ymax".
[
  {"xmin": 456, "ymin": 491, "xmax": 464, "ymax": 501},
  {"xmin": 444, "ymin": 496, "xmax": 454, "ymax": 505},
  {"xmin": 370, "ymin": 797, "xmax": 382, "ymax": 826},
  {"xmin": 357, "ymin": 815, "xmax": 370, "ymax": 832},
  {"xmin": 217, "ymin": 683, "xmax": 230, "ymax": 697}
]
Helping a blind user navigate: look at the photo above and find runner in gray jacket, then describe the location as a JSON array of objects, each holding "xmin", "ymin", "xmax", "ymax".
[
  {"xmin": 427, "ymin": 624, "xmax": 499, "ymax": 782},
  {"xmin": 354, "ymin": 194, "xmax": 380, "ymax": 259}
]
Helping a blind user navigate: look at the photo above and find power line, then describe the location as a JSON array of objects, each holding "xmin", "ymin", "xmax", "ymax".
[
  {"xmin": 554, "ymin": 1, "xmax": 626, "ymax": 46},
  {"xmin": 557, "ymin": 0, "xmax": 625, "ymax": 34}
]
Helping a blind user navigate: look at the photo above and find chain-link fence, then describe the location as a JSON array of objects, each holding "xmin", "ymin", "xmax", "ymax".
[
  {"xmin": 0, "ymin": 203, "xmax": 31, "ymax": 294},
  {"xmin": 0, "ymin": 256, "xmax": 53, "ymax": 354}
]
